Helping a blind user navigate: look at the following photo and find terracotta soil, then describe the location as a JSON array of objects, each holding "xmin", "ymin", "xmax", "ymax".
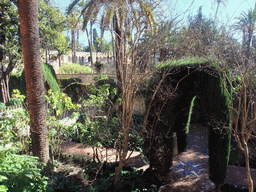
[{"xmin": 59, "ymin": 123, "xmax": 256, "ymax": 191}]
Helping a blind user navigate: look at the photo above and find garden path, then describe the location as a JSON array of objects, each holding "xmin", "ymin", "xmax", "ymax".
[{"xmin": 60, "ymin": 123, "xmax": 256, "ymax": 191}]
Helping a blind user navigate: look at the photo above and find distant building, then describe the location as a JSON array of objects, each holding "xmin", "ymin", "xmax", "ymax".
[{"xmin": 47, "ymin": 50, "xmax": 113, "ymax": 72}]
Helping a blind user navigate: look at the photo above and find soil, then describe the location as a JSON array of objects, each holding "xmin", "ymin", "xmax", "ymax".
[{"xmin": 56, "ymin": 123, "xmax": 256, "ymax": 192}]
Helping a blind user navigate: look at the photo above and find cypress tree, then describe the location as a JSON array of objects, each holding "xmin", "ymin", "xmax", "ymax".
[{"xmin": 206, "ymin": 73, "xmax": 231, "ymax": 191}]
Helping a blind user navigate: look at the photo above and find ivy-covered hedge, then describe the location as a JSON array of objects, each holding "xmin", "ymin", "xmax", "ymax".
[
  {"xmin": 42, "ymin": 62, "xmax": 60, "ymax": 93},
  {"xmin": 9, "ymin": 62, "xmax": 60, "ymax": 95},
  {"xmin": 143, "ymin": 58, "xmax": 231, "ymax": 187}
]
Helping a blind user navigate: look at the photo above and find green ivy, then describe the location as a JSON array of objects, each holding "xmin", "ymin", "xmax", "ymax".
[{"xmin": 42, "ymin": 62, "xmax": 60, "ymax": 93}]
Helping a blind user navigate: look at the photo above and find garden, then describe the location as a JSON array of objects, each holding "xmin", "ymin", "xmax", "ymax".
[
  {"xmin": 2, "ymin": 0, "xmax": 256, "ymax": 192},
  {"xmin": 1, "ymin": 57, "xmax": 256, "ymax": 192}
]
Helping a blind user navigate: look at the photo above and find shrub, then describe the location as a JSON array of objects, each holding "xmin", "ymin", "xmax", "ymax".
[
  {"xmin": 58, "ymin": 78, "xmax": 81, "ymax": 103},
  {"xmin": 0, "ymin": 108, "xmax": 30, "ymax": 152},
  {"xmin": 10, "ymin": 62, "xmax": 60, "ymax": 96},
  {"xmin": 0, "ymin": 103, "xmax": 6, "ymax": 111},
  {"xmin": 0, "ymin": 148, "xmax": 49, "ymax": 192},
  {"xmin": 42, "ymin": 62, "xmax": 60, "ymax": 93},
  {"xmin": 94, "ymin": 61, "xmax": 104, "ymax": 72},
  {"xmin": 85, "ymin": 162, "xmax": 159, "ymax": 192},
  {"xmin": 6, "ymin": 98, "xmax": 22, "ymax": 106},
  {"xmin": 59, "ymin": 63, "xmax": 92, "ymax": 74}
]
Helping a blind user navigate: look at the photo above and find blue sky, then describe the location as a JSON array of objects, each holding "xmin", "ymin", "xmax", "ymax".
[{"xmin": 52, "ymin": 0, "xmax": 256, "ymax": 46}]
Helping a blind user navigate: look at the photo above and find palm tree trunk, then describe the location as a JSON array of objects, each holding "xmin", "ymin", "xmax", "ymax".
[
  {"xmin": 18, "ymin": 0, "xmax": 49, "ymax": 163},
  {"xmin": 214, "ymin": 3, "xmax": 220, "ymax": 22},
  {"xmin": 114, "ymin": 19, "xmax": 123, "ymax": 93},
  {"xmin": 71, "ymin": 29, "xmax": 76, "ymax": 63},
  {"xmin": 85, "ymin": 20, "xmax": 94, "ymax": 66}
]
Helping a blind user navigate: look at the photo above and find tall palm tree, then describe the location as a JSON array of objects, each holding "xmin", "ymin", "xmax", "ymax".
[
  {"xmin": 68, "ymin": 0, "xmax": 156, "ymax": 89},
  {"xmin": 214, "ymin": 0, "xmax": 227, "ymax": 22},
  {"xmin": 67, "ymin": 11, "xmax": 81, "ymax": 63},
  {"xmin": 68, "ymin": 0, "xmax": 157, "ymax": 189},
  {"xmin": 18, "ymin": 0, "xmax": 49, "ymax": 163},
  {"xmin": 234, "ymin": 8, "xmax": 256, "ymax": 58}
]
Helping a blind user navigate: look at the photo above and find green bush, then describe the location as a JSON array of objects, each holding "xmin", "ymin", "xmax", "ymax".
[
  {"xmin": 59, "ymin": 63, "xmax": 92, "ymax": 74},
  {"xmin": 9, "ymin": 72, "xmax": 26, "ymax": 96},
  {"xmin": 58, "ymin": 78, "xmax": 81, "ymax": 103},
  {"xmin": 84, "ymin": 162, "xmax": 158, "ymax": 192},
  {"xmin": 0, "ymin": 148, "xmax": 49, "ymax": 192},
  {"xmin": 0, "ymin": 108, "xmax": 30, "ymax": 149},
  {"xmin": 0, "ymin": 103, "xmax": 6, "ymax": 111},
  {"xmin": 94, "ymin": 61, "xmax": 104, "ymax": 72},
  {"xmin": 6, "ymin": 98, "xmax": 22, "ymax": 106},
  {"xmin": 10, "ymin": 62, "xmax": 60, "ymax": 96},
  {"xmin": 42, "ymin": 62, "xmax": 60, "ymax": 93}
]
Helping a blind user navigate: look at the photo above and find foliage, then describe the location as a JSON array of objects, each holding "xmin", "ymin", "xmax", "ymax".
[
  {"xmin": 45, "ymin": 89, "xmax": 80, "ymax": 118},
  {"xmin": 0, "ymin": 0, "xmax": 22, "ymax": 103},
  {"xmin": 83, "ymin": 44, "xmax": 96, "ymax": 52},
  {"xmin": 10, "ymin": 63, "xmax": 60, "ymax": 96},
  {"xmin": 94, "ymin": 61, "xmax": 104, "ymax": 72},
  {"xmin": 11, "ymin": 89, "xmax": 26, "ymax": 103},
  {"xmin": 47, "ymin": 172, "xmax": 80, "ymax": 191},
  {"xmin": 58, "ymin": 78, "xmax": 81, "ymax": 103},
  {"xmin": 0, "ymin": 0, "xmax": 21, "ymax": 64},
  {"xmin": 42, "ymin": 62, "xmax": 60, "ymax": 93},
  {"xmin": 0, "ymin": 148, "xmax": 49, "ymax": 192},
  {"xmin": 143, "ymin": 59, "xmax": 231, "ymax": 182},
  {"xmin": 9, "ymin": 72, "xmax": 27, "ymax": 96},
  {"xmin": 0, "ymin": 107, "xmax": 30, "ymax": 153},
  {"xmin": 59, "ymin": 63, "xmax": 93, "ymax": 74},
  {"xmin": 39, "ymin": 0, "xmax": 66, "ymax": 54},
  {"xmin": 84, "ymin": 162, "xmax": 158, "ymax": 192},
  {"xmin": 45, "ymin": 89, "xmax": 81, "ymax": 153},
  {"xmin": 0, "ymin": 103, "xmax": 6, "ymax": 111},
  {"xmin": 6, "ymin": 89, "xmax": 26, "ymax": 107},
  {"xmin": 51, "ymin": 33, "xmax": 70, "ymax": 66},
  {"xmin": 77, "ymin": 75, "xmax": 119, "ymax": 149}
]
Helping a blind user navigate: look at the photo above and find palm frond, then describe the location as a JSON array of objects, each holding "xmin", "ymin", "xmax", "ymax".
[{"xmin": 67, "ymin": 0, "xmax": 80, "ymax": 14}]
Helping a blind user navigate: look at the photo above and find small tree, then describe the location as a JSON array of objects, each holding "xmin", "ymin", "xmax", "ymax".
[{"xmin": 0, "ymin": 0, "xmax": 22, "ymax": 103}]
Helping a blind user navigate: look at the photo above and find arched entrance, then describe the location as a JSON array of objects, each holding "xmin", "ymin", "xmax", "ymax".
[{"xmin": 143, "ymin": 59, "xmax": 231, "ymax": 187}]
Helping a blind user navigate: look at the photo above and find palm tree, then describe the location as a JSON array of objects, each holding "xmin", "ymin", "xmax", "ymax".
[
  {"xmin": 18, "ymin": 0, "xmax": 49, "ymax": 163},
  {"xmin": 68, "ymin": 0, "xmax": 157, "ymax": 189},
  {"xmin": 214, "ymin": 0, "xmax": 227, "ymax": 22},
  {"xmin": 234, "ymin": 8, "xmax": 256, "ymax": 58},
  {"xmin": 68, "ymin": 0, "xmax": 156, "ymax": 89},
  {"xmin": 67, "ymin": 11, "xmax": 81, "ymax": 63}
]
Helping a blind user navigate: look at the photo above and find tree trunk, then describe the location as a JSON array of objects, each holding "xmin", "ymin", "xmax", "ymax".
[
  {"xmin": 18, "ymin": 0, "xmax": 49, "ymax": 163},
  {"xmin": 71, "ymin": 29, "xmax": 76, "ymax": 63},
  {"xmin": 0, "ymin": 71, "xmax": 10, "ymax": 103},
  {"xmin": 85, "ymin": 24, "xmax": 94, "ymax": 66},
  {"xmin": 113, "ymin": 16, "xmax": 127, "ymax": 190},
  {"xmin": 114, "ymin": 19, "xmax": 123, "ymax": 93},
  {"xmin": 246, "ymin": 27, "xmax": 253, "ymax": 60},
  {"xmin": 244, "ymin": 141, "xmax": 254, "ymax": 192},
  {"xmin": 59, "ymin": 55, "xmax": 61, "ymax": 68},
  {"xmin": 45, "ymin": 49, "xmax": 48, "ymax": 64}
]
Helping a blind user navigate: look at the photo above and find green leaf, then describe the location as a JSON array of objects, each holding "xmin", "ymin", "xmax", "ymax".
[
  {"xmin": 0, "ymin": 185, "xmax": 8, "ymax": 192},
  {"xmin": 0, "ymin": 175, "xmax": 8, "ymax": 181}
]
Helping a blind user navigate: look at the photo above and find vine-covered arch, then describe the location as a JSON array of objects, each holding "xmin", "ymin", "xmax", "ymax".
[{"xmin": 143, "ymin": 58, "xmax": 231, "ymax": 186}]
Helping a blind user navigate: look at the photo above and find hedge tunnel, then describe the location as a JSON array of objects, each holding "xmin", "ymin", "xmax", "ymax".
[{"xmin": 143, "ymin": 58, "xmax": 231, "ymax": 186}]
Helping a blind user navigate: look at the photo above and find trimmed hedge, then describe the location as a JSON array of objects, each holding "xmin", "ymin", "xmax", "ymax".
[
  {"xmin": 143, "ymin": 58, "xmax": 231, "ymax": 186},
  {"xmin": 10, "ymin": 62, "xmax": 60, "ymax": 95}
]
